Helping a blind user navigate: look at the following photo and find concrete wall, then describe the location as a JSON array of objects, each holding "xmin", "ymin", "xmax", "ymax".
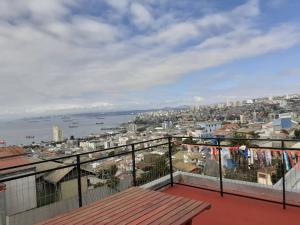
[
  {"xmin": 5, "ymin": 175, "xmax": 37, "ymax": 216},
  {"xmin": 7, "ymin": 178, "xmax": 132, "ymax": 225},
  {"xmin": 178, "ymin": 172, "xmax": 300, "ymax": 206},
  {"xmin": 0, "ymin": 185, "xmax": 6, "ymax": 225},
  {"xmin": 61, "ymin": 177, "xmax": 88, "ymax": 200}
]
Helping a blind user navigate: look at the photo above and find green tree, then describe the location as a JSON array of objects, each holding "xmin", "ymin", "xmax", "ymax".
[
  {"xmin": 271, "ymin": 158, "xmax": 283, "ymax": 184},
  {"xmin": 294, "ymin": 129, "xmax": 300, "ymax": 139},
  {"xmin": 137, "ymin": 154, "xmax": 169, "ymax": 185},
  {"xmin": 95, "ymin": 164, "xmax": 120, "ymax": 190},
  {"xmin": 108, "ymin": 151, "xmax": 115, "ymax": 157},
  {"xmin": 230, "ymin": 133, "xmax": 250, "ymax": 146},
  {"xmin": 182, "ymin": 137, "xmax": 197, "ymax": 144}
]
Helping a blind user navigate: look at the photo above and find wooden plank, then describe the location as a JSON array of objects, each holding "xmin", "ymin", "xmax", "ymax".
[
  {"xmin": 159, "ymin": 201, "xmax": 201, "ymax": 225},
  {"xmin": 39, "ymin": 187, "xmax": 141, "ymax": 225},
  {"xmin": 135, "ymin": 199, "xmax": 193, "ymax": 225},
  {"xmin": 78, "ymin": 190, "xmax": 166, "ymax": 225},
  {"xmin": 171, "ymin": 202, "xmax": 211, "ymax": 225},
  {"xmin": 123, "ymin": 196, "xmax": 182, "ymax": 225},
  {"xmin": 47, "ymin": 188, "xmax": 141, "ymax": 225},
  {"xmin": 87, "ymin": 191, "xmax": 168, "ymax": 224},
  {"xmin": 160, "ymin": 201, "xmax": 210, "ymax": 225},
  {"xmin": 38, "ymin": 187, "xmax": 211, "ymax": 225},
  {"xmin": 67, "ymin": 188, "xmax": 156, "ymax": 225},
  {"xmin": 105, "ymin": 195, "xmax": 181, "ymax": 225},
  {"xmin": 130, "ymin": 198, "xmax": 190, "ymax": 225}
]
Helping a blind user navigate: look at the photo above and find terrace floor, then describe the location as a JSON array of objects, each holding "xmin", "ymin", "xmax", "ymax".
[{"xmin": 163, "ymin": 184, "xmax": 300, "ymax": 225}]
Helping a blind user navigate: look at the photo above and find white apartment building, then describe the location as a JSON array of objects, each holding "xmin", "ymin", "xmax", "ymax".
[{"xmin": 52, "ymin": 125, "xmax": 64, "ymax": 142}]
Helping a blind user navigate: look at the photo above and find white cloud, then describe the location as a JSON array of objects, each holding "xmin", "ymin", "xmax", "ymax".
[
  {"xmin": 0, "ymin": 0, "xmax": 300, "ymax": 117},
  {"xmin": 105, "ymin": 0, "xmax": 130, "ymax": 12},
  {"xmin": 130, "ymin": 3, "xmax": 153, "ymax": 28},
  {"xmin": 193, "ymin": 96, "xmax": 204, "ymax": 103}
]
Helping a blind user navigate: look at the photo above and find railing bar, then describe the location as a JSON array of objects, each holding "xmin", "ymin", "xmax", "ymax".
[
  {"xmin": 180, "ymin": 143, "xmax": 300, "ymax": 151},
  {"xmin": 168, "ymin": 136, "xmax": 174, "ymax": 187},
  {"xmin": 131, "ymin": 144, "xmax": 137, "ymax": 187},
  {"xmin": 281, "ymin": 140, "xmax": 286, "ymax": 210},
  {"xmin": 217, "ymin": 138, "xmax": 223, "ymax": 197},
  {"xmin": 76, "ymin": 155, "xmax": 82, "ymax": 207},
  {"xmin": 173, "ymin": 136, "xmax": 300, "ymax": 142},
  {"xmin": 134, "ymin": 142, "xmax": 169, "ymax": 153}
]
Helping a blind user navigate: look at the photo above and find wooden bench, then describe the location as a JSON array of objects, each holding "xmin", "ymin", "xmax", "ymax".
[{"xmin": 38, "ymin": 187, "xmax": 211, "ymax": 225}]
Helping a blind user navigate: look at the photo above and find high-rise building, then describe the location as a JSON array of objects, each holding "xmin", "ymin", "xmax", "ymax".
[
  {"xmin": 162, "ymin": 121, "xmax": 173, "ymax": 129},
  {"xmin": 240, "ymin": 115, "xmax": 246, "ymax": 124},
  {"xmin": 128, "ymin": 123, "xmax": 137, "ymax": 133},
  {"xmin": 53, "ymin": 125, "xmax": 64, "ymax": 142},
  {"xmin": 253, "ymin": 111, "xmax": 257, "ymax": 121}
]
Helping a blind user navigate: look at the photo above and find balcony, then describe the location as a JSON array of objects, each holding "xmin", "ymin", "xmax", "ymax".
[
  {"xmin": 0, "ymin": 136, "xmax": 300, "ymax": 225},
  {"xmin": 164, "ymin": 185, "xmax": 299, "ymax": 225}
]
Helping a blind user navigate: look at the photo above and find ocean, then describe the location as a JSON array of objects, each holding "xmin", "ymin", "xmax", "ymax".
[{"xmin": 0, "ymin": 114, "xmax": 133, "ymax": 146}]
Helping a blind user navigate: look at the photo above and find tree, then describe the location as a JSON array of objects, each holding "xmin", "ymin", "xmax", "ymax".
[
  {"xmin": 137, "ymin": 154, "xmax": 169, "ymax": 185},
  {"xmin": 95, "ymin": 164, "xmax": 120, "ymax": 190},
  {"xmin": 230, "ymin": 133, "xmax": 250, "ymax": 146},
  {"xmin": 271, "ymin": 158, "xmax": 283, "ymax": 184},
  {"xmin": 108, "ymin": 151, "xmax": 115, "ymax": 157},
  {"xmin": 182, "ymin": 137, "xmax": 197, "ymax": 145},
  {"xmin": 294, "ymin": 129, "xmax": 300, "ymax": 139}
]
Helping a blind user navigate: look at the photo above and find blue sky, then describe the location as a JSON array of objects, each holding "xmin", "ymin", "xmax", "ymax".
[{"xmin": 0, "ymin": 0, "xmax": 300, "ymax": 118}]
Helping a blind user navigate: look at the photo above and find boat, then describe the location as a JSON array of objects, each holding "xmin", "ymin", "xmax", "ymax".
[
  {"xmin": 26, "ymin": 136, "xmax": 35, "ymax": 139},
  {"xmin": 69, "ymin": 125, "xmax": 78, "ymax": 128},
  {"xmin": 96, "ymin": 122, "xmax": 104, "ymax": 125}
]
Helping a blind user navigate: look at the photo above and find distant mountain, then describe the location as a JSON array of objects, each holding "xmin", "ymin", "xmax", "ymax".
[{"xmin": 72, "ymin": 106, "xmax": 189, "ymax": 117}]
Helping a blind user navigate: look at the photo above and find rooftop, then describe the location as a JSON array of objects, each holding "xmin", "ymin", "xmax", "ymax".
[{"xmin": 164, "ymin": 185, "xmax": 300, "ymax": 225}]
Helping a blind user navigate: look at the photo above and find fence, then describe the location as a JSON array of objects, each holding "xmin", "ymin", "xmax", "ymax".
[
  {"xmin": 0, "ymin": 136, "xmax": 300, "ymax": 224},
  {"xmin": 0, "ymin": 138, "xmax": 171, "ymax": 225},
  {"xmin": 172, "ymin": 136, "xmax": 300, "ymax": 209}
]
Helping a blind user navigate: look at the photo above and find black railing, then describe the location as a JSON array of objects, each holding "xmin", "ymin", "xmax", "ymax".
[
  {"xmin": 173, "ymin": 136, "xmax": 300, "ymax": 209},
  {"xmin": 1, "ymin": 135, "xmax": 300, "ymax": 225},
  {"xmin": 0, "ymin": 137, "xmax": 172, "ymax": 220}
]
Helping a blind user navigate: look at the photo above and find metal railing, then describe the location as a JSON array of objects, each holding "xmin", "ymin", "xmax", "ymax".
[
  {"xmin": 0, "ymin": 137, "xmax": 172, "ymax": 225},
  {"xmin": 1, "ymin": 136, "xmax": 300, "ymax": 224},
  {"xmin": 172, "ymin": 136, "xmax": 300, "ymax": 209}
]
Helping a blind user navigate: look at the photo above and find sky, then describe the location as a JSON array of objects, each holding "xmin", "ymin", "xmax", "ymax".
[{"xmin": 0, "ymin": 0, "xmax": 300, "ymax": 118}]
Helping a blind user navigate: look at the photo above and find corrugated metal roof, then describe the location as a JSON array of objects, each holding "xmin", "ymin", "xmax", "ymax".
[
  {"xmin": 28, "ymin": 158, "xmax": 62, "ymax": 172},
  {"xmin": 0, "ymin": 146, "xmax": 26, "ymax": 158},
  {"xmin": 44, "ymin": 166, "xmax": 75, "ymax": 184}
]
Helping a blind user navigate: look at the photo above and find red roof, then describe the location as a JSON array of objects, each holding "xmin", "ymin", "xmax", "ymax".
[
  {"xmin": 0, "ymin": 146, "xmax": 26, "ymax": 158},
  {"xmin": 0, "ymin": 146, "xmax": 30, "ymax": 173}
]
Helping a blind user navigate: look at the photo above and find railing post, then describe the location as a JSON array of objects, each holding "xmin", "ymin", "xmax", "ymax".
[
  {"xmin": 76, "ymin": 155, "xmax": 82, "ymax": 207},
  {"xmin": 217, "ymin": 138, "xmax": 223, "ymax": 197},
  {"xmin": 131, "ymin": 144, "xmax": 137, "ymax": 186},
  {"xmin": 281, "ymin": 140, "xmax": 286, "ymax": 209},
  {"xmin": 168, "ymin": 136, "xmax": 174, "ymax": 187}
]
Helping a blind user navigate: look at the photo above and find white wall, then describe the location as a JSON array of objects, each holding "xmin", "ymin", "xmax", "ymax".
[{"xmin": 5, "ymin": 175, "xmax": 37, "ymax": 216}]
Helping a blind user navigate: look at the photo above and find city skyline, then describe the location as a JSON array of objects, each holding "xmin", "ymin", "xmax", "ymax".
[{"xmin": 1, "ymin": 0, "xmax": 300, "ymax": 118}]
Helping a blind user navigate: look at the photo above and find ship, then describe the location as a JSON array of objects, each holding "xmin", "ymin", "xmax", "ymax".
[{"xmin": 26, "ymin": 136, "xmax": 35, "ymax": 139}]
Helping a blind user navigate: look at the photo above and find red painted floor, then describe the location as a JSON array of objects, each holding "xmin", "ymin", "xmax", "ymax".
[{"xmin": 164, "ymin": 185, "xmax": 300, "ymax": 225}]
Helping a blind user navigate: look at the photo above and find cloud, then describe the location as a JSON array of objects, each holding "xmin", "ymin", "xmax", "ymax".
[
  {"xmin": 105, "ymin": 0, "xmax": 130, "ymax": 12},
  {"xmin": 193, "ymin": 96, "xmax": 204, "ymax": 103},
  {"xmin": 130, "ymin": 3, "xmax": 153, "ymax": 28},
  {"xmin": 0, "ymin": 0, "xmax": 300, "ymax": 118}
]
